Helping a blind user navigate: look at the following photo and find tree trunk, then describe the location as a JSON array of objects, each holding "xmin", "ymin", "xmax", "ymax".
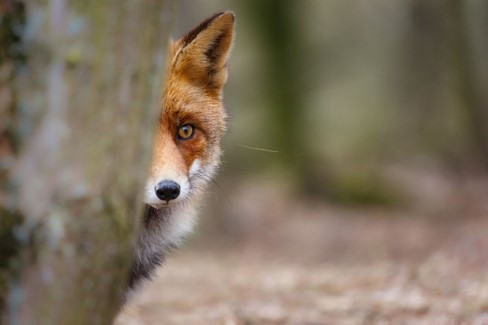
[
  {"xmin": 447, "ymin": 0, "xmax": 488, "ymax": 169},
  {"xmin": 240, "ymin": 0, "xmax": 312, "ymax": 188},
  {"xmin": 0, "ymin": 0, "xmax": 174, "ymax": 323}
]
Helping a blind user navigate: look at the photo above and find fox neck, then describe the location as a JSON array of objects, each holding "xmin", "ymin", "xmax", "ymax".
[{"xmin": 128, "ymin": 202, "xmax": 198, "ymax": 291}]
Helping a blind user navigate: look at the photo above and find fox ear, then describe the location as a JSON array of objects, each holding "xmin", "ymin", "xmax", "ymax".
[{"xmin": 173, "ymin": 11, "xmax": 235, "ymax": 92}]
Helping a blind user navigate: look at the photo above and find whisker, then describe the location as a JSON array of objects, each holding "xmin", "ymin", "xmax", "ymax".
[
  {"xmin": 233, "ymin": 144, "xmax": 279, "ymax": 153},
  {"xmin": 190, "ymin": 171, "xmax": 231, "ymax": 206},
  {"xmin": 209, "ymin": 178, "xmax": 231, "ymax": 205}
]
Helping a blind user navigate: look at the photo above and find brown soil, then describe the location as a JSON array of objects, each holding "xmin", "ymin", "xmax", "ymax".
[{"xmin": 117, "ymin": 172, "xmax": 488, "ymax": 324}]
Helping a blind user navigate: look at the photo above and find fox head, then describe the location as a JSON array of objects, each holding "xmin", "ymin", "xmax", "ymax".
[{"xmin": 144, "ymin": 12, "xmax": 235, "ymax": 209}]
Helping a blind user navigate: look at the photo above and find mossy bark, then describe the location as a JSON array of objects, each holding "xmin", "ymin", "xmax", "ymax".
[{"xmin": 0, "ymin": 0, "xmax": 174, "ymax": 323}]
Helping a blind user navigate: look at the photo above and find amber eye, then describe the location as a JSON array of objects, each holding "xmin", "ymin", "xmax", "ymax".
[{"xmin": 177, "ymin": 124, "xmax": 195, "ymax": 140}]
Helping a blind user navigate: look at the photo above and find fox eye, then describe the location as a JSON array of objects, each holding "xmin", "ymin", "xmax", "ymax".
[{"xmin": 177, "ymin": 124, "xmax": 195, "ymax": 140}]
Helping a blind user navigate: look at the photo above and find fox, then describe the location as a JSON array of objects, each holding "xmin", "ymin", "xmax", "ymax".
[{"xmin": 127, "ymin": 12, "xmax": 235, "ymax": 292}]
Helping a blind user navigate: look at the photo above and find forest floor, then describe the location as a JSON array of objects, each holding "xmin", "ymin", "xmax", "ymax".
[{"xmin": 117, "ymin": 167, "xmax": 488, "ymax": 324}]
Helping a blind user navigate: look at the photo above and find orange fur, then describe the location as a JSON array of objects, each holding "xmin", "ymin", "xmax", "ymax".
[
  {"xmin": 149, "ymin": 11, "xmax": 234, "ymax": 184},
  {"xmin": 129, "ymin": 12, "xmax": 235, "ymax": 293}
]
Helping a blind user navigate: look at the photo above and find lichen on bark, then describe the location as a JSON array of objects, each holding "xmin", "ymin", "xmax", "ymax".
[
  {"xmin": 0, "ymin": 0, "xmax": 27, "ymax": 313},
  {"xmin": 1, "ymin": 0, "xmax": 175, "ymax": 322}
]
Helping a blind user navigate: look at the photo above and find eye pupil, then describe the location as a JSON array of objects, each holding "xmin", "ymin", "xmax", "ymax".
[{"xmin": 178, "ymin": 124, "xmax": 194, "ymax": 140}]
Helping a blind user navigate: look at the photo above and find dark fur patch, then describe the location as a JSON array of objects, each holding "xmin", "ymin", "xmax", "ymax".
[
  {"xmin": 127, "ymin": 250, "xmax": 164, "ymax": 289},
  {"xmin": 127, "ymin": 206, "xmax": 165, "ymax": 289},
  {"xmin": 143, "ymin": 205, "xmax": 160, "ymax": 226},
  {"xmin": 205, "ymin": 31, "xmax": 227, "ymax": 64},
  {"xmin": 181, "ymin": 11, "xmax": 226, "ymax": 47}
]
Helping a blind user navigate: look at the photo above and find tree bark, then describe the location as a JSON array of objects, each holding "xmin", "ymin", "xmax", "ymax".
[{"xmin": 0, "ymin": 0, "xmax": 174, "ymax": 323}]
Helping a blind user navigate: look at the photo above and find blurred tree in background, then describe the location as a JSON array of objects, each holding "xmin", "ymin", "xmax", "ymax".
[
  {"xmin": 184, "ymin": 0, "xmax": 488, "ymax": 206},
  {"xmin": 0, "ymin": 0, "xmax": 174, "ymax": 323},
  {"xmin": 448, "ymin": 0, "xmax": 488, "ymax": 168},
  {"xmin": 240, "ymin": 0, "xmax": 307, "ymax": 179},
  {"xmin": 400, "ymin": 0, "xmax": 488, "ymax": 169}
]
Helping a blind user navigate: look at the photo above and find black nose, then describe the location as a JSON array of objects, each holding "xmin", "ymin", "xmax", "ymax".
[{"xmin": 155, "ymin": 181, "xmax": 180, "ymax": 202}]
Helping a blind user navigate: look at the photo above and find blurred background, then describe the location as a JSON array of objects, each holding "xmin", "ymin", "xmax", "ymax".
[{"xmin": 122, "ymin": 1, "xmax": 488, "ymax": 323}]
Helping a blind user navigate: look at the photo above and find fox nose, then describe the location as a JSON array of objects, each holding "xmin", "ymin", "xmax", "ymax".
[{"xmin": 155, "ymin": 181, "xmax": 180, "ymax": 202}]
